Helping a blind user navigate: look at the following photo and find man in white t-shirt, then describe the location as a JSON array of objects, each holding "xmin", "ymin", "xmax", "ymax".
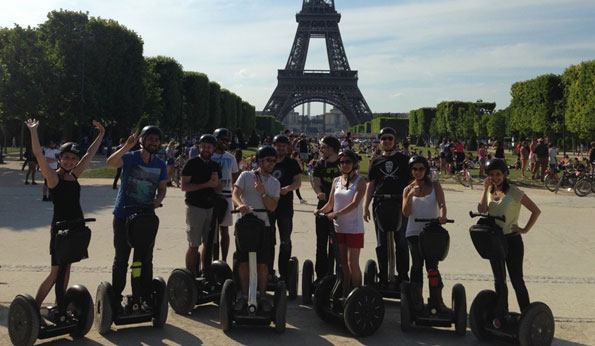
[
  {"xmin": 42, "ymin": 142, "xmax": 59, "ymax": 201},
  {"xmin": 211, "ymin": 128, "xmax": 239, "ymax": 262},
  {"xmin": 232, "ymin": 145, "xmax": 280, "ymax": 312}
]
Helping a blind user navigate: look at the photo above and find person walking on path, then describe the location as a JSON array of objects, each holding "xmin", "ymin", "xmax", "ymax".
[
  {"xmin": 106, "ymin": 125, "xmax": 168, "ymax": 309},
  {"xmin": 402, "ymin": 155, "xmax": 449, "ymax": 312},
  {"xmin": 478, "ymin": 143, "xmax": 488, "ymax": 178},
  {"xmin": 363, "ymin": 127, "xmax": 411, "ymax": 287},
  {"xmin": 315, "ymin": 149, "xmax": 366, "ymax": 296},
  {"xmin": 112, "ymin": 138, "xmax": 126, "ymax": 189},
  {"xmin": 520, "ymin": 141, "xmax": 529, "ymax": 178},
  {"xmin": 478, "ymin": 158, "xmax": 541, "ymax": 328},
  {"xmin": 23, "ymin": 146, "xmax": 38, "ymax": 185},
  {"xmin": 181, "ymin": 134, "xmax": 222, "ymax": 275},
  {"xmin": 26, "ymin": 118, "xmax": 105, "ymax": 307},
  {"xmin": 532, "ymin": 138, "xmax": 548, "ymax": 181},
  {"xmin": 211, "ymin": 128, "xmax": 239, "ymax": 263},
  {"xmin": 312, "ymin": 136, "xmax": 342, "ymax": 281},
  {"xmin": 291, "ymin": 151, "xmax": 307, "ymax": 204}
]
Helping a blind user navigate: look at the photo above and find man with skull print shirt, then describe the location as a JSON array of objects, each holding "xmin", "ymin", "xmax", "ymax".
[{"xmin": 363, "ymin": 127, "xmax": 411, "ymax": 287}]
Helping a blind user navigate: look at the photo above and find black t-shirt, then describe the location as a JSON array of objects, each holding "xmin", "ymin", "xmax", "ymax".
[
  {"xmin": 313, "ymin": 159, "xmax": 341, "ymax": 198},
  {"xmin": 182, "ymin": 156, "xmax": 222, "ymax": 208},
  {"xmin": 298, "ymin": 139, "xmax": 309, "ymax": 153},
  {"xmin": 534, "ymin": 143, "xmax": 548, "ymax": 158},
  {"xmin": 272, "ymin": 156, "xmax": 302, "ymax": 211},
  {"xmin": 368, "ymin": 152, "xmax": 411, "ymax": 197}
]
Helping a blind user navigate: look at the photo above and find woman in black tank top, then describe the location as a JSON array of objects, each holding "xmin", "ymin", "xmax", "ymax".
[{"xmin": 26, "ymin": 118, "xmax": 104, "ymax": 308}]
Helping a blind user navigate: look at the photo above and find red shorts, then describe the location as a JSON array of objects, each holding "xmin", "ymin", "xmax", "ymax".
[{"xmin": 335, "ymin": 233, "xmax": 364, "ymax": 249}]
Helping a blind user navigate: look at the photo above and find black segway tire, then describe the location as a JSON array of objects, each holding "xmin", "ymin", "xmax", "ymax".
[
  {"xmin": 8, "ymin": 294, "xmax": 40, "ymax": 346},
  {"xmin": 469, "ymin": 289, "xmax": 497, "ymax": 341},
  {"xmin": 167, "ymin": 268, "xmax": 197, "ymax": 315},
  {"xmin": 518, "ymin": 302, "xmax": 555, "ymax": 346},
  {"xmin": 313, "ymin": 275, "xmax": 337, "ymax": 322},
  {"xmin": 219, "ymin": 279, "xmax": 235, "ymax": 331},
  {"xmin": 301, "ymin": 259, "xmax": 314, "ymax": 304},
  {"xmin": 363, "ymin": 259, "xmax": 377, "ymax": 285},
  {"xmin": 152, "ymin": 277, "xmax": 169, "ymax": 328},
  {"xmin": 344, "ymin": 286, "xmax": 384, "ymax": 337},
  {"xmin": 287, "ymin": 256, "xmax": 299, "ymax": 300},
  {"xmin": 64, "ymin": 285, "xmax": 94, "ymax": 338},
  {"xmin": 275, "ymin": 280, "xmax": 288, "ymax": 333},
  {"xmin": 452, "ymin": 283, "xmax": 467, "ymax": 336},
  {"xmin": 94, "ymin": 281, "xmax": 113, "ymax": 335},
  {"xmin": 400, "ymin": 281, "xmax": 412, "ymax": 332}
]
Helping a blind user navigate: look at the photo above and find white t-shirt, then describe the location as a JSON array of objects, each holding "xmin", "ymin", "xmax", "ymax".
[
  {"xmin": 234, "ymin": 171, "xmax": 280, "ymax": 226},
  {"xmin": 332, "ymin": 176, "xmax": 364, "ymax": 234},
  {"xmin": 211, "ymin": 152, "xmax": 239, "ymax": 196},
  {"xmin": 44, "ymin": 148, "xmax": 59, "ymax": 170},
  {"xmin": 548, "ymin": 148, "xmax": 557, "ymax": 165}
]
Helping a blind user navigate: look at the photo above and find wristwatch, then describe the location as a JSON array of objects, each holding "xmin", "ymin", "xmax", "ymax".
[{"xmin": 261, "ymin": 193, "xmax": 267, "ymax": 198}]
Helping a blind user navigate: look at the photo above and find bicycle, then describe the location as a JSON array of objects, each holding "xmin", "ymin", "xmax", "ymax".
[
  {"xmin": 574, "ymin": 172, "xmax": 594, "ymax": 197},
  {"xmin": 456, "ymin": 160, "xmax": 473, "ymax": 189},
  {"xmin": 544, "ymin": 168, "xmax": 579, "ymax": 193}
]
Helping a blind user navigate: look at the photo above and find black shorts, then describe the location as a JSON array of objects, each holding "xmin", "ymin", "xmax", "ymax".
[
  {"xmin": 446, "ymin": 156, "xmax": 454, "ymax": 163},
  {"xmin": 235, "ymin": 226, "xmax": 272, "ymax": 264},
  {"xmin": 440, "ymin": 152, "xmax": 446, "ymax": 159}
]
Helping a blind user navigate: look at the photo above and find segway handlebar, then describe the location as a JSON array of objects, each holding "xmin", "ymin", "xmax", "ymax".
[
  {"xmin": 469, "ymin": 211, "xmax": 505, "ymax": 222},
  {"xmin": 372, "ymin": 194, "xmax": 402, "ymax": 199},
  {"xmin": 415, "ymin": 218, "xmax": 454, "ymax": 223},
  {"xmin": 231, "ymin": 208, "xmax": 268, "ymax": 213},
  {"xmin": 316, "ymin": 212, "xmax": 336, "ymax": 220},
  {"xmin": 54, "ymin": 218, "xmax": 96, "ymax": 229}
]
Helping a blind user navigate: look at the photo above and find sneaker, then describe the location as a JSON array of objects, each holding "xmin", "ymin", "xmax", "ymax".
[
  {"xmin": 234, "ymin": 296, "xmax": 247, "ymax": 312},
  {"xmin": 259, "ymin": 296, "xmax": 273, "ymax": 313},
  {"xmin": 299, "ymin": 199, "xmax": 307, "ymax": 204}
]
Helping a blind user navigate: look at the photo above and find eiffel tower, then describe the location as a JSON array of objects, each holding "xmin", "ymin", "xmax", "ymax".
[{"xmin": 262, "ymin": 0, "xmax": 373, "ymax": 126}]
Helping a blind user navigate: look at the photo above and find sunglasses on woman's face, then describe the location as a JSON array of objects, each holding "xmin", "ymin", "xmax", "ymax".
[
  {"xmin": 339, "ymin": 160, "xmax": 353, "ymax": 165},
  {"xmin": 380, "ymin": 136, "xmax": 395, "ymax": 141}
]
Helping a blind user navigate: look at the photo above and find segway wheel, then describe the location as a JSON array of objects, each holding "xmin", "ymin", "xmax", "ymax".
[
  {"xmin": 274, "ymin": 280, "xmax": 288, "ymax": 333},
  {"xmin": 313, "ymin": 275, "xmax": 337, "ymax": 322},
  {"xmin": 152, "ymin": 277, "xmax": 169, "ymax": 328},
  {"xmin": 219, "ymin": 279, "xmax": 235, "ymax": 331},
  {"xmin": 64, "ymin": 285, "xmax": 94, "ymax": 338},
  {"xmin": 469, "ymin": 290, "xmax": 497, "ymax": 341},
  {"xmin": 94, "ymin": 281, "xmax": 113, "ymax": 335},
  {"xmin": 167, "ymin": 268, "xmax": 197, "ymax": 315},
  {"xmin": 287, "ymin": 256, "xmax": 299, "ymax": 300},
  {"xmin": 518, "ymin": 302, "xmax": 555, "ymax": 346},
  {"xmin": 301, "ymin": 259, "xmax": 314, "ymax": 304},
  {"xmin": 344, "ymin": 286, "xmax": 384, "ymax": 337},
  {"xmin": 452, "ymin": 283, "xmax": 467, "ymax": 336},
  {"xmin": 8, "ymin": 294, "xmax": 40, "ymax": 346},
  {"xmin": 363, "ymin": 259, "xmax": 377, "ymax": 285},
  {"xmin": 400, "ymin": 281, "xmax": 412, "ymax": 332}
]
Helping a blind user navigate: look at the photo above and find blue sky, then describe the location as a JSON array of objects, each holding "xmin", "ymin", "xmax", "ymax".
[{"xmin": 1, "ymin": 0, "xmax": 594, "ymax": 115}]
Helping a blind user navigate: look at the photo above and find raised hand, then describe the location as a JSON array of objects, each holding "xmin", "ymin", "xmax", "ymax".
[
  {"xmin": 126, "ymin": 130, "xmax": 140, "ymax": 148},
  {"xmin": 25, "ymin": 119, "xmax": 39, "ymax": 130},
  {"xmin": 92, "ymin": 120, "xmax": 105, "ymax": 134}
]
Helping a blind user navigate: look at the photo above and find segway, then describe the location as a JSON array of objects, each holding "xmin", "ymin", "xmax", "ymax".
[
  {"xmin": 302, "ymin": 220, "xmax": 335, "ymax": 304},
  {"xmin": 220, "ymin": 209, "xmax": 287, "ymax": 332},
  {"xmin": 8, "ymin": 218, "xmax": 95, "ymax": 346},
  {"xmin": 468, "ymin": 211, "xmax": 555, "ymax": 346},
  {"xmin": 167, "ymin": 197, "xmax": 233, "ymax": 314},
  {"xmin": 95, "ymin": 205, "xmax": 168, "ymax": 334},
  {"xmin": 400, "ymin": 217, "xmax": 467, "ymax": 336},
  {"xmin": 363, "ymin": 194, "xmax": 402, "ymax": 299},
  {"xmin": 313, "ymin": 213, "xmax": 385, "ymax": 337}
]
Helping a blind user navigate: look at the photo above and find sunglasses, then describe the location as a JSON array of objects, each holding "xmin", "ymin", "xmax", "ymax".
[
  {"xmin": 339, "ymin": 160, "xmax": 353, "ymax": 165},
  {"xmin": 380, "ymin": 136, "xmax": 395, "ymax": 141},
  {"xmin": 411, "ymin": 167, "xmax": 426, "ymax": 171}
]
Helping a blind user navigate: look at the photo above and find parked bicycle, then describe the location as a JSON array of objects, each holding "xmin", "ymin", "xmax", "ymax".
[
  {"xmin": 456, "ymin": 160, "xmax": 473, "ymax": 189},
  {"xmin": 544, "ymin": 167, "xmax": 579, "ymax": 193},
  {"xmin": 574, "ymin": 172, "xmax": 594, "ymax": 197}
]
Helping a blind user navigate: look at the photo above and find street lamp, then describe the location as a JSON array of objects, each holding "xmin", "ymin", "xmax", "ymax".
[{"xmin": 73, "ymin": 27, "xmax": 95, "ymax": 143}]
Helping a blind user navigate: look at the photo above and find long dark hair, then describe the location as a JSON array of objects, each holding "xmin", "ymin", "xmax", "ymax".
[{"xmin": 491, "ymin": 177, "xmax": 511, "ymax": 194}]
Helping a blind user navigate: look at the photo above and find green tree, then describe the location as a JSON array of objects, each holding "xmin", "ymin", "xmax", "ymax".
[
  {"xmin": 487, "ymin": 109, "xmax": 507, "ymax": 138},
  {"xmin": 563, "ymin": 60, "xmax": 595, "ymax": 140},
  {"xmin": 207, "ymin": 81, "xmax": 221, "ymax": 131},
  {"xmin": 183, "ymin": 71, "xmax": 209, "ymax": 135},
  {"xmin": 145, "ymin": 56, "xmax": 184, "ymax": 136}
]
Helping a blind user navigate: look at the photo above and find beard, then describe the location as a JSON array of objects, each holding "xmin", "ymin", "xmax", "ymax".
[{"xmin": 200, "ymin": 151, "xmax": 212, "ymax": 160}]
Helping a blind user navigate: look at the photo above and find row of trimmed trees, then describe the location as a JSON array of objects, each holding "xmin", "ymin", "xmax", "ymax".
[{"xmin": 0, "ymin": 10, "xmax": 257, "ymax": 150}]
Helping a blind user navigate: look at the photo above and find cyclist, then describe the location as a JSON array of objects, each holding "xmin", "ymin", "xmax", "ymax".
[
  {"xmin": 363, "ymin": 127, "xmax": 411, "ymax": 287},
  {"xmin": 106, "ymin": 125, "xmax": 168, "ymax": 310},
  {"xmin": 312, "ymin": 136, "xmax": 342, "ymax": 281},
  {"xmin": 181, "ymin": 134, "xmax": 222, "ymax": 275},
  {"xmin": 211, "ymin": 128, "xmax": 239, "ymax": 263},
  {"xmin": 478, "ymin": 158, "xmax": 541, "ymax": 328},
  {"xmin": 402, "ymin": 156, "xmax": 448, "ymax": 312},
  {"xmin": 269, "ymin": 135, "xmax": 302, "ymax": 281},
  {"xmin": 26, "ymin": 118, "xmax": 105, "ymax": 307},
  {"xmin": 232, "ymin": 146, "xmax": 280, "ymax": 312}
]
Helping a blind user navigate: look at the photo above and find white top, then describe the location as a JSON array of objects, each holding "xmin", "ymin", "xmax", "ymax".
[
  {"xmin": 211, "ymin": 152, "xmax": 239, "ymax": 196},
  {"xmin": 332, "ymin": 175, "xmax": 364, "ymax": 234},
  {"xmin": 406, "ymin": 183, "xmax": 439, "ymax": 237},
  {"xmin": 234, "ymin": 170, "xmax": 280, "ymax": 227},
  {"xmin": 45, "ymin": 148, "xmax": 59, "ymax": 170},
  {"xmin": 548, "ymin": 147, "xmax": 557, "ymax": 165}
]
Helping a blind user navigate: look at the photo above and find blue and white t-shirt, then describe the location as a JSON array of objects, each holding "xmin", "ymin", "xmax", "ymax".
[
  {"xmin": 113, "ymin": 151, "xmax": 167, "ymax": 219},
  {"xmin": 211, "ymin": 152, "xmax": 239, "ymax": 197}
]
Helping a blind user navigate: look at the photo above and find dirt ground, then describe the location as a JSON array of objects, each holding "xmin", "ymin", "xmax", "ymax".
[{"xmin": 1, "ymin": 153, "xmax": 593, "ymax": 345}]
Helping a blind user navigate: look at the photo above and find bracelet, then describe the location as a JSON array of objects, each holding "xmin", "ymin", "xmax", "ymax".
[{"xmin": 261, "ymin": 193, "xmax": 267, "ymax": 198}]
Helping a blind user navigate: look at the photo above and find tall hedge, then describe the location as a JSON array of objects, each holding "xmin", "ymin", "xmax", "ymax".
[{"xmin": 563, "ymin": 60, "xmax": 595, "ymax": 140}]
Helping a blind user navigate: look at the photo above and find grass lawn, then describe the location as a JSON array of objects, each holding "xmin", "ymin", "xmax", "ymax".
[{"xmin": 80, "ymin": 166, "xmax": 117, "ymax": 179}]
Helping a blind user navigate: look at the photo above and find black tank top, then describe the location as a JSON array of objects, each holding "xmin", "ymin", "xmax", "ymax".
[{"xmin": 50, "ymin": 173, "xmax": 84, "ymax": 226}]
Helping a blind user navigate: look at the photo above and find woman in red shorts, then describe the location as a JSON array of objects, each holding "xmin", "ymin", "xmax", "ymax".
[{"xmin": 314, "ymin": 149, "xmax": 366, "ymax": 296}]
